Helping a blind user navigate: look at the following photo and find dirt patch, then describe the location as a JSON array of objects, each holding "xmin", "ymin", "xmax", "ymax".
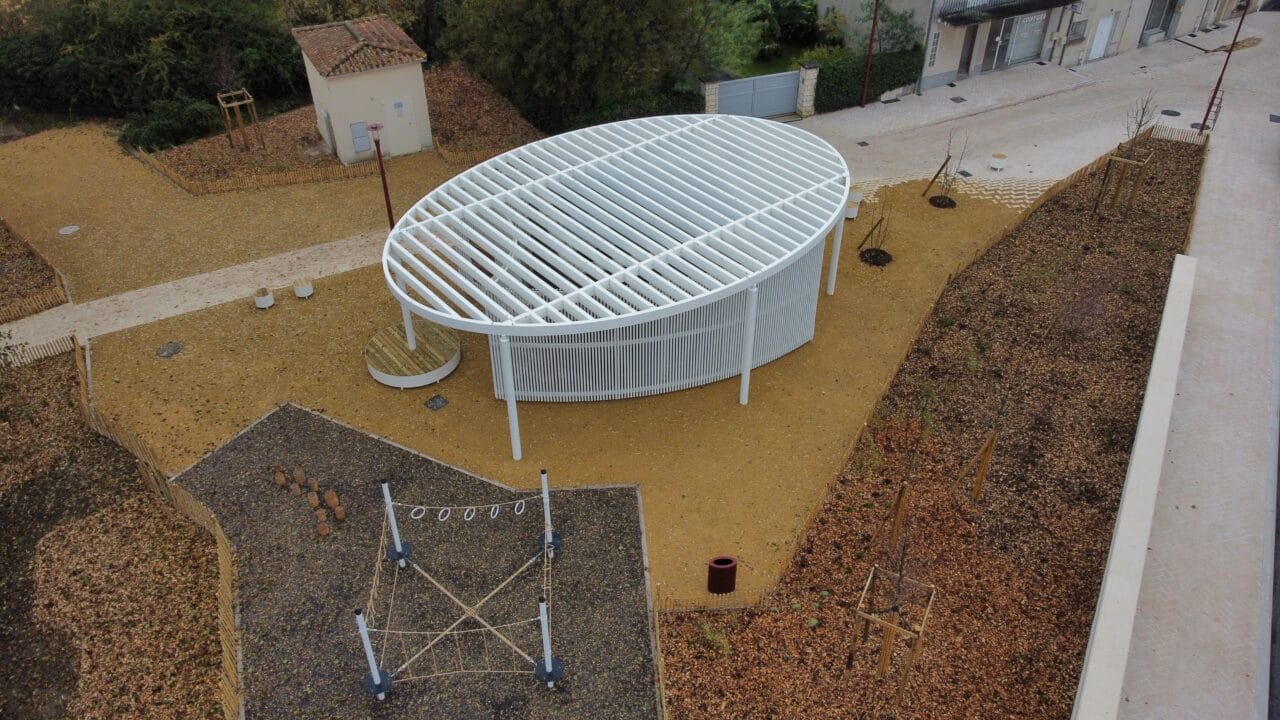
[
  {"xmin": 0, "ymin": 352, "xmax": 218, "ymax": 719},
  {"xmin": 658, "ymin": 138, "xmax": 1207, "ymax": 718},
  {"xmin": 0, "ymin": 219, "xmax": 58, "ymax": 305},
  {"xmin": 154, "ymin": 106, "xmax": 340, "ymax": 183},
  {"xmin": 0, "ymin": 125, "xmax": 457, "ymax": 300},
  {"xmin": 177, "ymin": 404, "xmax": 658, "ymax": 719},
  {"xmin": 1213, "ymin": 35, "xmax": 1261, "ymax": 52},
  {"xmin": 33, "ymin": 495, "xmax": 221, "ymax": 720},
  {"xmin": 424, "ymin": 64, "xmax": 543, "ymax": 153},
  {"xmin": 89, "ymin": 178, "xmax": 1021, "ymax": 603}
]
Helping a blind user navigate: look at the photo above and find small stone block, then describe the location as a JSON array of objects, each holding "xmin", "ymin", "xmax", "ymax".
[
  {"xmin": 307, "ymin": 491, "xmax": 320, "ymax": 509},
  {"xmin": 293, "ymin": 468, "xmax": 305, "ymax": 484},
  {"xmin": 317, "ymin": 521, "xmax": 331, "ymax": 537},
  {"xmin": 308, "ymin": 478, "xmax": 318, "ymax": 493},
  {"xmin": 273, "ymin": 471, "xmax": 287, "ymax": 487},
  {"xmin": 324, "ymin": 490, "xmax": 340, "ymax": 509},
  {"xmin": 334, "ymin": 506, "xmax": 347, "ymax": 522},
  {"xmin": 314, "ymin": 508, "xmax": 327, "ymax": 522},
  {"xmin": 289, "ymin": 482, "xmax": 301, "ymax": 496}
]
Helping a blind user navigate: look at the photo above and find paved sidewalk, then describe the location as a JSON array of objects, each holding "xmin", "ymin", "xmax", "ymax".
[
  {"xmin": 1117, "ymin": 12, "xmax": 1280, "ymax": 719},
  {"xmin": 1, "ymin": 230, "xmax": 383, "ymax": 348}
]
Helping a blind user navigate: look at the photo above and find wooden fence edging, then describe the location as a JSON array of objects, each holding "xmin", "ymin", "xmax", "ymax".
[{"xmin": 135, "ymin": 147, "xmax": 380, "ymax": 196}]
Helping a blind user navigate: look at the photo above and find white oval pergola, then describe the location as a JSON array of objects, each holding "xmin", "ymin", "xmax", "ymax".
[{"xmin": 383, "ymin": 114, "xmax": 850, "ymax": 459}]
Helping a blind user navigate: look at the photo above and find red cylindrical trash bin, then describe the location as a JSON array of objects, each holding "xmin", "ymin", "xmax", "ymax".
[{"xmin": 707, "ymin": 556, "xmax": 737, "ymax": 594}]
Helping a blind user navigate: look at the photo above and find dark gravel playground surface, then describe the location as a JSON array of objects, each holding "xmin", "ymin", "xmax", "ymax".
[{"xmin": 177, "ymin": 404, "xmax": 660, "ymax": 719}]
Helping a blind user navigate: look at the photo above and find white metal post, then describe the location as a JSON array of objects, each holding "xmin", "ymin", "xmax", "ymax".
[
  {"xmin": 381, "ymin": 480, "xmax": 406, "ymax": 568},
  {"xmin": 400, "ymin": 301, "xmax": 417, "ymax": 351},
  {"xmin": 355, "ymin": 610, "xmax": 386, "ymax": 701},
  {"xmin": 541, "ymin": 469, "xmax": 554, "ymax": 560},
  {"xmin": 826, "ymin": 219, "xmax": 845, "ymax": 296},
  {"xmin": 739, "ymin": 286, "xmax": 759, "ymax": 405},
  {"xmin": 538, "ymin": 597, "xmax": 555, "ymax": 687},
  {"xmin": 499, "ymin": 335, "xmax": 522, "ymax": 460}
]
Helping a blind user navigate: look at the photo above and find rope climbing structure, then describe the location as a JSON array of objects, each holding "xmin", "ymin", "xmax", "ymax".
[{"xmin": 356, "ymin": 470, "xmax": 566, "ymax": 700}]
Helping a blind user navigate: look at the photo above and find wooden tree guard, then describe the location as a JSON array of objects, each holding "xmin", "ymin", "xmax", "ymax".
[
  {"xmin": 888, "ymin": 482, "xmax": 909, "ymax": 546},
  {"xmin": 1093, "ymin": 148, "xmax": 1153, "ymax": 215},
  {"xmin": 960, "ymin": 429, "xmax": 998, "ymax": 500},
  {"xmin": 857, "ymin": 216, "xmax": 885, "ymax": 251},
  {"xmin": 217, "ymin": 89, "xmax": 266, "ymax": 151},
  {"xmin": 921, "ymin": 154, "xmax": 951, "ymax": 198},
  {"xmin": 854, "ymin": 565, "xmax": 937, "ymax": 704}
]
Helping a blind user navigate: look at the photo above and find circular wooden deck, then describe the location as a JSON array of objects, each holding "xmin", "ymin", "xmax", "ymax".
[{"xmin": 364, "ymin": 318, "xmax": 461, "ymax": 389}]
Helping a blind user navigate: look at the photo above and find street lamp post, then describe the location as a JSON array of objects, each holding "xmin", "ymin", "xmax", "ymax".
[{"xmin": 369, "ymin": 122, "xmax": 394, "ymax": 230}]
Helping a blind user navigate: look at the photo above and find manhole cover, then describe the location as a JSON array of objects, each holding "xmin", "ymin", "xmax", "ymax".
[
  {"xmin": 957, "ymin": 169, "xmax": 973, "ymax": 178},
  {"xmin": 859, "ymin": 248, "xmax": 893, "ymax": 267},
  {"xmin": 58, "ymin": 225, "xmax": 80, "ymax": 235},
  {"xmin": 857, "ymin": 141, "xmax": 870, "ymax": 147},
  {"xmin": 950, "ymin": 96, "xmax": 966, "ymax": 103},
  {"xmin": 1190, "ymin": 122, "xmax": 1204, "ymax": 129},
  {"xmin": 156, "ymin": 341, "xmax": 183, "ymax": 358},
  {"xmin": 1270, "ymin": 114, "xmax": 1280, "ymax": 124},
  {"xmin": 1161, "ymin": 109, "xmax": 1181, "ymax": 116},
  {"xmin": 425, "ymin": 394, "xmax": 448, "ymax": 411}
]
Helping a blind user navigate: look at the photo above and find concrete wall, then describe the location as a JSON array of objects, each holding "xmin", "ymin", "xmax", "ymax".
[
  {"xmin": 1070, "ymin": 253, "xmax": 1198, "ymax": 720},
  {"xmin": 307, "ymin": 62, "xmax": 433, "ymax": 165}
]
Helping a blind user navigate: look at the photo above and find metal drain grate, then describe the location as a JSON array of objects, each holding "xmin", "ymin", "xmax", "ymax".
[
  {"xmin": 156, "ymin": 342, "xmax": 183, "ymax": 359},
  {"xmin": 1270, "ymin": 114, "xmax": 1280, "ymax": 123},
  {"xmin": 950, "ymin": 96, "xmax": 966, "ymax": 103},
  {"xmin": 1161, "ymin": 109, "xmax": 1181, "ymax": 116},
  {"xmin": 425, "ymin": 395, "xmax": 449, "ymax": 411},
  {"xmin": 881, "ymin": 98, "xmax": 900, "ymax": 104},
  {"xmin": 957, "ymin": 169, "xmax": 972, "ymax": 178},
  {"xmin": 857, "ymin": 141, "xmax": 870, "ymax": 147}
]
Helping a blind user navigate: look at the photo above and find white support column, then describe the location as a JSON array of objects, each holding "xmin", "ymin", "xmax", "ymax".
[
  {"xmin": 395, "ymin": 277, "xmax": 417, "ymax": 351},
  {"xmin": 381, "ymin": 480, "xmax": 408, "ymax": 568},
  {"xmin": 739, "ymin": 286, "xmax": 759, "ymax": 405},
  {"xmin": 400, "ymin": 301, "xmax": 417, "ymax": 351},
  {"xmin": 498, "ymin": 335, "xmax": 523, "ymax": 460},
  {"xmin": 826, "ymin": 219, "xmax": 845, "ymax": 296}
]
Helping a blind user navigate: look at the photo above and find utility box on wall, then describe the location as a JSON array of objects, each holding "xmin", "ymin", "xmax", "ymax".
[{"xmin": 293, "ymin": 15, "xmax": 433, "ymax": 165}]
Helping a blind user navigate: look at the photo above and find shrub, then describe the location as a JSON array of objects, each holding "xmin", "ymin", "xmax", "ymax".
[
  {"xmin": 798, "ymin": 44, "xmax": 923, "ymax": 112},
  {"xmin": 773, "ymin": 0, "xmax": 818, "ymax": 44},
  {"xmin": 565, "ymin": 90, "xmax": 703, "ymax": 129},
  {"xmin": 120, "ymin": 96, "xmax": 221, "ymax": 151}
]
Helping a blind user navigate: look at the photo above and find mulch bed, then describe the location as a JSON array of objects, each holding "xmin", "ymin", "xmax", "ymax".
[
  {"xmin": 0, "ymin": 219, "xmax": 58, "ymax": 305},
  {"xmin": 0, "ymin": 353, "xmax": 220, "ymax": 719},
  {"xmin": 424, "ymin": 64, "xmax": 543, "ymax": 153},
  {"xmin": 154, "ymin": 106, "xmax": 339, "ymax": 182},
  {"xmin": 177, "ymin": 404, "xmax": 659, "ymax": 719},
  {"xmin": 659, "ymin": 137, "xmax": 1206, "ymax": 719},
  {"xmin": 153, "ymin": 65, "xmax": 540, "ymax": 183}
]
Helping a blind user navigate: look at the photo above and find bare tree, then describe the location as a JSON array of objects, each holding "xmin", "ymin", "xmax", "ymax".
[
  {"xmin": 1123, "ymin": 91, "xmax": 1158, "ymax": 159},
  {"xmin": 934, "ymin": 130, "xmax": 970, "ymax": 207}
]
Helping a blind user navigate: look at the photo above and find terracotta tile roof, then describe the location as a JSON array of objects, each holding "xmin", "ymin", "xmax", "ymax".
[{"xmin": 292, "ymin": 15, "xmax": 427, "ymax": 78}]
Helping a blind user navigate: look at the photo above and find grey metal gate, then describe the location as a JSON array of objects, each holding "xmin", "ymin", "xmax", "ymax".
[{"xmin": 718, "ymin": 70, "xmax": 801, "ymax": 118}]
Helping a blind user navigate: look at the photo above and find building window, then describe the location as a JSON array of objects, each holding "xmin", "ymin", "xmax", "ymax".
[
  {"xmin": 928, "ymin": 30, "xmax": 941, "ymax": 66},
  {"xmin": 1067, "ymin": 18, "xmax": 1089, "ymax": 42}
]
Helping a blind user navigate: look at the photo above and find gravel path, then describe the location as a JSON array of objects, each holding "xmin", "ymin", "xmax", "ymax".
[{"xmin": 177, "ymin": 404, "xmax": 659, "ymax": 719}]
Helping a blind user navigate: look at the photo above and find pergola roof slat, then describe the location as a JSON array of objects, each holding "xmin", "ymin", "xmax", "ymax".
[{"xmin": 384, "ymin": 114, "xmax": 848, "ymax": 336}]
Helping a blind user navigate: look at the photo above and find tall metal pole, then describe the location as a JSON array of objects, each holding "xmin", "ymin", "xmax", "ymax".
[
  {"xmin": 860, "ymin": 0, "xmax": 883, "ymax": 107},
  {"xmin": 535, "ymin": 597, "xmax": 563, "ymax": 688},
  {"xmin": 381, "ymin": 479, "xmax": 410, "ymax": 567},
  {"xmin": 355, "ymin": 609, "xmax": 389, "ymax": 700},
  {"xmin": 1198, "ymin": 1, "xmax": 1247, "ymax": 135},
  {"xmin": 370, "ymin": 123, "xmax": 395, "ymax": 230},
  {"xmin": 539, "ymin": 469, "xmax": 560, "ymax": 559}
]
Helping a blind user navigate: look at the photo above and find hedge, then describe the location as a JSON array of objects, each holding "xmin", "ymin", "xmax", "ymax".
[{"xmin": 800, "ymin": 44, "xmax": 924, "ymax": 113}]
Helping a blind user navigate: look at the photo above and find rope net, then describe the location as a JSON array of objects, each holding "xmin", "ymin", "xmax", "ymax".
[{"xmin": 363, "ymin": 494, "xmax": 554, "ymax": 684}]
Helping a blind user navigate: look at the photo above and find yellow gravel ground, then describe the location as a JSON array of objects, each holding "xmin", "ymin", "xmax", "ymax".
[
  {"xmin": 89, "ymin": 181, "xmax": 1019, "ymax": 603},
  {"xmin": 0, "ymin": 124, "xmax": 457, "ymax": 301}
]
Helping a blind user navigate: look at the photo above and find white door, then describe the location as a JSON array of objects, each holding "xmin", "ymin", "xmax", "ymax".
[{"xmin": 1089, "ymin": 14, "xmax": 1115, "ymax": 60}]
